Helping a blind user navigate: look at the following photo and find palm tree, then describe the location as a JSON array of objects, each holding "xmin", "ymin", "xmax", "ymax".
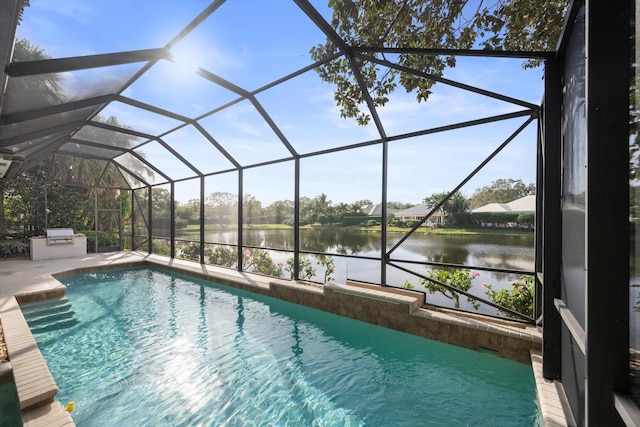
[
  {"xmin": 312, "ymin": 193, "xmax": 331, "ymax": 219},
  {"xmin": 423, "ymin": 191, "xmax": 469, "ymax": 225},
  {"xmin": 4, "ymin": 39, "xmax": 63, "ymax": 110}
]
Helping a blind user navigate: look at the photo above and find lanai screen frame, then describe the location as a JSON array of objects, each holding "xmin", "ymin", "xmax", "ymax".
[
  {"xmin": 1, "ymin": 0, "xmax": 550, "ymax": 323},
  {"xmin": 539, "ymin": 0, "xmax": 636, "ymax": 424},
  {"xmin": 3, "ymin": 0, "xmax": 639, "ymax": 423}
]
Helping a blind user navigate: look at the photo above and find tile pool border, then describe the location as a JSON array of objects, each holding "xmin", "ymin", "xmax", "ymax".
[{"xmin": 0, "ymin": 296, "xmax": 75, "ymax": 426}]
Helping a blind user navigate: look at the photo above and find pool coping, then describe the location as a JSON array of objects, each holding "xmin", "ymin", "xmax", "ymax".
[
  {"xmin": 530, "ymin": 350, "xmax": 575, "ymax": 426},
  {"xmin": 0, "ymin": 251, "xmax": 568, "ymax": 426},
  {"xmin": 0, "ymin": 296, "xmax": 74, "ymax": 426}
]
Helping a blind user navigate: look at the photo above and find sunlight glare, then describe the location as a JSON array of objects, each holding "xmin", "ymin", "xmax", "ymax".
[{"xmin": 168, "ymin": 43, "xmax": 202, "ymax": 77}]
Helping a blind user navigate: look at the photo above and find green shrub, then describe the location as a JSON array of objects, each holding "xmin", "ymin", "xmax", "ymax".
[
  {"xmin": 285, "ymin": 254, "xmax": 315, "ymax": 280},
  {"xmin": 81, "ymin": 230, "xmax": 120, "ymax": 252},
  {"xmin": 317, "ymin": 213, "xmax": 337, "ymax": 224},
  {"xmin": 469, "ymin": 212, "xmax": 537, "ymax": 229},
  {"xmin": 243, "ymin": 248, "xmax": 284, "ymax": 277},
  {"xmin": 205, "ymin": 245, "xmax": 237, "ymax": 268},
  {"xmin": 516, "ymin": 213, "xmax": 535, "ymax": 228},
  {"xmin": 205, "ymin": 246, "xmax": 284, "ymax": 278},
  {"xmin": 177, "ymin": 243, "xmax": 200, "ymax": 262},
  {"xmin": 450, "ymin": 212, "xmax": 474, "ymax": 226},
  {"xmin": 152, "ymin": 239, "xmax": 171, "ymax": 256},
  {"xmin": 389, "ymin": 218, "xmax": 407, "ymax": 227},
  {"xmin": 472, "ymin": 212, "xmax": 519, "ymax": 225},
  {"xmin": 284, "ymin": 254, "xmax": 335, "ymax": 282},
  {"xmin": 342, "ymin": 215, "xmax": 379, "ymax": 226},
  {"xmin": 315, "ymin": 255, "xmax": 335, "ymax": 282},
  {"xmin": 484, "ymin": 275, "xmax": 534, "ymax": 318},
  {"xmin": 413, "ymin": 268, "xmax": 480, "ymax": 309},
  {"xmin": 0, "ymin": 240, "xmax": 29, "ymax": 258}
]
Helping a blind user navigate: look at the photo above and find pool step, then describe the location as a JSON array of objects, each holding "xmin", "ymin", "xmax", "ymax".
[
  {"xmin": 20, "ymin": 297, "xmax": 72, "ymax": 315},
  {"xmin": 22, "ymin": 297, "xmax": 79, "ymax": 334},
  {"xmin": 24, "ymin": 303, "xmax": 73, "ymax": 324}
]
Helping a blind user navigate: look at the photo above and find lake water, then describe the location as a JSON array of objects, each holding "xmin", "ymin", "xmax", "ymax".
[{"xmin": 177, "ymin": 229, "xmax": 535, "ymax": 315}]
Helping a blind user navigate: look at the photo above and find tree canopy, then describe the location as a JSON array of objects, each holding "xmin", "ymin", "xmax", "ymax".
[
  {"xmin": 469, "ymin": 178, "xmax": 535, "ymax": 208},
  {"xmin": 5, "ymin": 38, "xmax": 62, "ymax": 110},
  {"xmin": 422, "ymin": 190, "xmax": 469, "ymax": 225},
  {"xmin": 311, "ymin": 0, "xmax": 569, "ymax": 124}
]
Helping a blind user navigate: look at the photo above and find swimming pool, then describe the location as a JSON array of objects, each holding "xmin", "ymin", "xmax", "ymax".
[{"xmin": 23, "ymin": 267, "xmax": 541, "ymax": 426}]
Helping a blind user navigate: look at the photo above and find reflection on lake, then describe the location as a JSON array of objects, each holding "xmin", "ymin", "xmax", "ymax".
[{"xmin": 178, "ymin": 228, "xmax": 535, "ymax": 314}]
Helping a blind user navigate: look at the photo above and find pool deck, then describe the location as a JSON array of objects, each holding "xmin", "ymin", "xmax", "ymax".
[{"xmin": 0, "ymin": 251, "xmax": 570, "ymax": 426}]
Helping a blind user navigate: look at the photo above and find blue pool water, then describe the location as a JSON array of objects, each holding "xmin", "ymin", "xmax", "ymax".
[{"xmin": 23, "ymin": 268, "xmax": 541, "ymax": 426}]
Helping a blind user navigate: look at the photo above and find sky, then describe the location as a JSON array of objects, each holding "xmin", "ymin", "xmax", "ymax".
[{"xmin": 15, "ymin": 0, "xmax": 544, "ymax": 206}]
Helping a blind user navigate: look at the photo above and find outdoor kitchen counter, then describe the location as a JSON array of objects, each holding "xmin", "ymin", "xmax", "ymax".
[{"xmin": 30, "ymin": 234, "xmax": 87, "ymax": 261}]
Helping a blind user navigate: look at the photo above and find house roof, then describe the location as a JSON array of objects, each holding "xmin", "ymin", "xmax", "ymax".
[
  {"xmin": 394, "ymin": 204, "xmax": 437, "ymax": 217},
  {"xmin": 472, "ymin": 203, "xmax": 511, "ymax": 213},
  {"xmin": 506, "ymin": 194, "xmax": 536, "ymax": 212},
  {"xmin": 472, "ymin": 195, "xmax": 536, "ymax": 213},
  {"xmin": 361, "ymin": 204, "xmax": 399, "ymax": 216}
]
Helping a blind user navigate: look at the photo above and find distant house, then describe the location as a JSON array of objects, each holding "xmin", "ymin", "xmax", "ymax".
[
  {"xmin": 471, "ymin": 202, "xmax": 511, "ymax": 213},
  {"xmin": 360, "ymin": 203, "xmax": 399, "ymax": 216},
  {"xmin": 472, "ymin": 195, "xmax": 536, "ymax": 213},
  {"xmin": 393, "ymin": 204, "xmax": 445, "ymax": 226},
  {"xmin": 505, "ymin": 195, "xmax": 536, "ymax": 212}
]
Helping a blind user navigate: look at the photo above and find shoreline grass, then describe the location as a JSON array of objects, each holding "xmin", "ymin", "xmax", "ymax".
[{"xmin": 178, "ymin": 224, "xmax": 533, "ymax": 238}]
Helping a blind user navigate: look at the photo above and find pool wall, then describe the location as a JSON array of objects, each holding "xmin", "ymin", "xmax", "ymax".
[{"xmin": 51, "ymin": 259, "xmax": 541, "ymax": 364}]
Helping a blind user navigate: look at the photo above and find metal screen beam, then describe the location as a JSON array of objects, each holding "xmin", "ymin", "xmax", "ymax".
[
  {"xmin": 5, "ymin": 48, "xmax": 171, "ymax": 77},
  {"xmin": 584, "ymin": 0, "xmax": 630, "ymax": 423},
  {"xmin": 0, "ymin": 119, "xmax": 86, "ymax": 148},
  {"xmin": 541, "ymin": 57, "xmax": 562, "ymax": 380},
  {"xmin": 359, "ymin": 53, "xmax": 540, "ymax": 111},
  {"xmin": 353, "ymin": 46, "xmax": 554, "ymax": 59},
  {"xmin": 1, "ymin": 94, "xmax": 115, "ymax": 125},
  {"xmin": 196, "ymin": 68, "xmax": 299, "ymax": 157}
]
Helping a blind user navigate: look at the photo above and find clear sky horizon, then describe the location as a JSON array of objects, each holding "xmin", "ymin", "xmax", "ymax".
[{"xmin": 15, "ymin": 0, "xmax": 542, "ymax": 207}]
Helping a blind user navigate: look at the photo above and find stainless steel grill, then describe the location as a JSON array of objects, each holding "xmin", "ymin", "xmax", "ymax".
[{"xmin": 46, "ymin": 228, "xmax": 75, "ymax": 245}]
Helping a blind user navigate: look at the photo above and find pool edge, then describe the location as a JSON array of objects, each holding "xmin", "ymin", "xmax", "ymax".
[
  {"xmin": 530, "ymin": 349, "xmax": 575, "ymax": 426},
  {"xmin": 0, "ymin": 295, "xmax": 75, "ymax": 426}
]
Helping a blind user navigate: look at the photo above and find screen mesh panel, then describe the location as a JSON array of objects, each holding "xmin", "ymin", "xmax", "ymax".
[{"xmin": 560, "ymin": 7, "xmax": 586, "ymax": 424}]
